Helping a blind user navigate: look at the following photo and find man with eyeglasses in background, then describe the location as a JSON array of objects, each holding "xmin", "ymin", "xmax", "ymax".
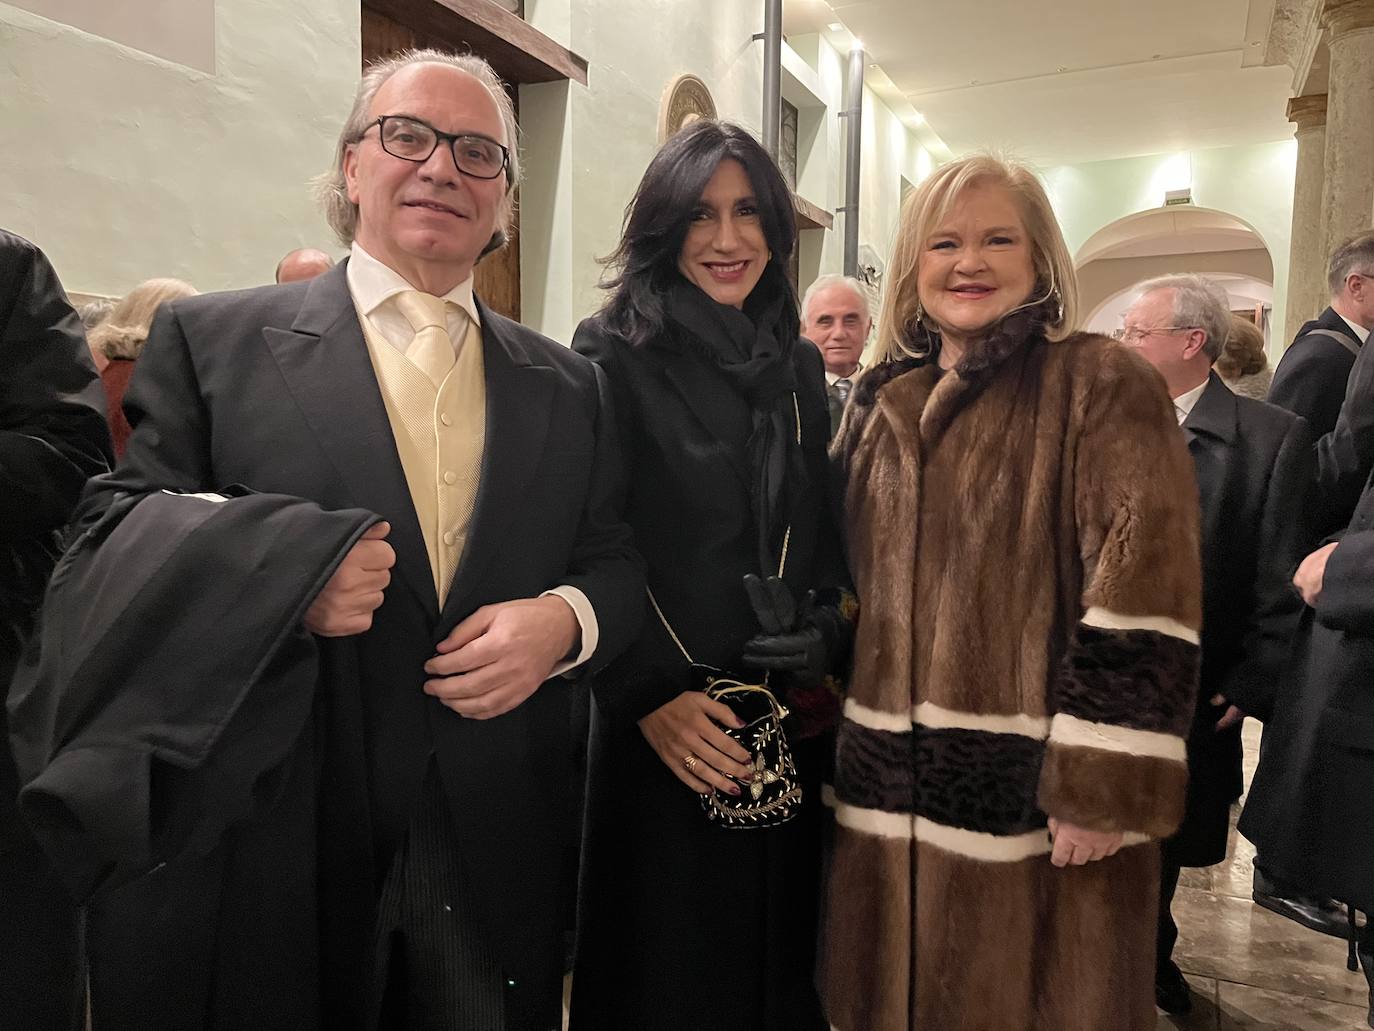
[
  {"xmin": 1118, "ymin": 274, "xmax": 1314, "ymax": 1016},
  {"xmin": 1270, "ymin": 231, "xmax": 1374, "ymax": 439},
  {"xmin": 12, "ymin": 50, "xmax": 642, "ymax": 1031}
]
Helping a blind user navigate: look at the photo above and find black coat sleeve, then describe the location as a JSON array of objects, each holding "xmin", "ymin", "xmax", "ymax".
[
  {"xmin": 555, "ymin": 356, "xmax": 646, "ymax": 675},
  {"xmin": 1219, "ymin": 416, "xmax": 1316, "ymax": 720},
  {"xmin": 0, "ymin": 232, "xmax": 112, "ymax": 543},
  {"xmin": 571, "ymin": 320, "xmax": 676, "ymax": 726},
  {"xmin": 1314, "ymin": 337, "xmax": 1374, "ymax": 533}
]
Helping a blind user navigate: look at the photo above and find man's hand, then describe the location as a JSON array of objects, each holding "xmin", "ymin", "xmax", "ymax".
[
  {"xmin": 1047, "ymin": 817, "xmax": 1124, "ymax": 868},
  {"xmin": 1211, "ymin": 694, "xmax": 1245, "ymax": 732},
  {"xmin": 423, "ymin": 596, "xmax": 579, "ymax": 719},
  {"xmin": 1294, "ymin": 541, "xmax": 1339, "ymax": 607},
  {"xmin": 638, "ymin": 692, "xmax": 753, "ymax": 796},
  {"xmin": 304, "ymin": 522, "xmax": 394, "ymax": 637}
]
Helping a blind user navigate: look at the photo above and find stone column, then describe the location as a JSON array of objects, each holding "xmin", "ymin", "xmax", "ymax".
[
  {"xmin": 1320, "ymin": 0, "xmax": 1374, "ymax": 265},
  {"xmin": 1284, "ymin": 93, "xmax": 1328, "ymax": 343}
]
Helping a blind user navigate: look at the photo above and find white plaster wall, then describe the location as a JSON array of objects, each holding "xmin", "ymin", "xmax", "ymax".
[
  {"xmin": 0, "ymin": 0, "xmax": 359, "ymax": 296},
  {"xmin": 515, "ymin": 10, "xmax": 933, "ymax": 344},
  {"xmin": 1042, "ymin": 141, "xmax": 1298, "ymax": 350}
]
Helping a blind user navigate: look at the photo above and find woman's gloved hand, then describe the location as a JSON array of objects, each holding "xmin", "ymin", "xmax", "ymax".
[{"xmin": 740, "ymin": 574, "xmax": 833, "ymax": 680}]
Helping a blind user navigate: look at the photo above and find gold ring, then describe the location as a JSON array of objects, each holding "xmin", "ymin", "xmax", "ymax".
[{"xmin": 683, "ymin": 754, "xmax": 698, "ymax": 773}]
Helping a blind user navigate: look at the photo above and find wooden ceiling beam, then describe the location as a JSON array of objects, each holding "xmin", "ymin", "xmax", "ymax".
[{"xmin": 362, "ymin": 0, "xmax": 588, "ymax": 85}]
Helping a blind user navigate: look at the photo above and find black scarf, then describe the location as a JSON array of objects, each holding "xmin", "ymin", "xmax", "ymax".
[{"xmin": 666, "ymin": 268, "xmax": 804, "ymax": 574}]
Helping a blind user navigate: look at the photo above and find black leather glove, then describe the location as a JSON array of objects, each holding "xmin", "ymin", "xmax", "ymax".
[{"xmin": 740, "ymin": 574, "xmax": 832, "ymax": 680}]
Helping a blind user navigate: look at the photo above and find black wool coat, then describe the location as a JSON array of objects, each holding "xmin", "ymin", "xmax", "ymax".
[
  {"xmin": 1268, "ymin": 306, "xmax": 1362, "ymax": 438},
  {"xmin": 1241, "ymin": 474, "xmax": 1374, "ymax": 912},
  {"xmin": 1169, "ymin": 374, "xmax": 1314, "ymax": 866},
  {"xmin": 29, "ymin": 262, "xmax": 643, "ymax": 1031},
  {"xmin": 569, "ymin": 312, "xmax": 847, "ymax": 1031}
]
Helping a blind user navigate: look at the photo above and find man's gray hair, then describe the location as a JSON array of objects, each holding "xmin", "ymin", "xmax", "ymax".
[
  {"xmin": 1135, "ymin": 273, "xmax": 1231, "ymax": 362},
  {"xmin": 800, "ymin": 274, "xmax": 872, "ymax": 325},
  {"xmin": 312, "ymin": 49, "xmax": 520, "ymax": 250},
  {"xmin": 1328, "ymin": 230, "xmax": 1374, "ymax": 295}
]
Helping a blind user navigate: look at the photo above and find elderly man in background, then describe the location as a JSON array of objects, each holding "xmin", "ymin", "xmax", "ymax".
[
  {"xmin": 275, "ymin": 246, "xmax": 336, "ymax": 284},
  {"xmin": 800, "ymin": 273, "xmax": 870, "ymax": 436},
  {"xmin": 0, "ymin": 228, "xmax": 112, "ymax": 1030},
  {"xmin": 1120, "ymin": 273, "xmax": 1314, "ymax": 1016},
  {"xmin": 10, "ymin": 50, "xmax": 641, "ymax": 1031}
]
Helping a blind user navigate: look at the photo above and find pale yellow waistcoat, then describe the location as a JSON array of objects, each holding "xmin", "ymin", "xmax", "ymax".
[{"xmin": 356, "ymin": 306, "xmax": 486, "ymax": 604}]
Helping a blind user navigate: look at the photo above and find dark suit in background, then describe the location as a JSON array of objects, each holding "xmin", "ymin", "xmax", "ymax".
[
  {"xmin": 47, "ymin": 263, "xmax": 641, "ymax": 1031},
  {"xmin": 1158, "ymin": 374, "xmax": 1314, "ymax": 974},
  {"xmin": 1268, "ymin": 306, "xmax": 1363, "ymax": 438},
  {"xmin": 0, "ymin": 228, "xmax": 112, "ymax": 1029}
]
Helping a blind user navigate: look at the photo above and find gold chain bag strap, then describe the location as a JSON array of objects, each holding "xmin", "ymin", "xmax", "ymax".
[{"xmin": 645, "ymin": 395, "xmax": 803, "ymax": 829}]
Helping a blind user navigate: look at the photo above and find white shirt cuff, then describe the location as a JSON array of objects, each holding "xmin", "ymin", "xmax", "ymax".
[{"xmin": 540, "ymin": 585, "xmax": 598, "ymax": 678}]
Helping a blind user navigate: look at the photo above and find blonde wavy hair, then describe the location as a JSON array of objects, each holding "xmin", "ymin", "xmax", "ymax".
[
  {"xmin": 88, "ymin": 278, "xmax": 198, "ymax": 360},
  {"xmin": 875, "ymin": 155, "xmax": 1080, "ymax": 363}
]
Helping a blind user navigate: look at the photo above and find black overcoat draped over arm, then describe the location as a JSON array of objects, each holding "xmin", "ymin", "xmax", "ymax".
[
  {"xmin": 23, "ymin": 262, "xmax": 643, "ymax": 1031},
  {"xmin": 1172, "ymin": 374, "xmax": 1313, "ymax": 864}
]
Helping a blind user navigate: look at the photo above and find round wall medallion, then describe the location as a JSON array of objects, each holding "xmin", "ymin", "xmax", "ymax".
[{"xmin": 659, "ymin": 74, "xmax": 717, "ymax": 144}]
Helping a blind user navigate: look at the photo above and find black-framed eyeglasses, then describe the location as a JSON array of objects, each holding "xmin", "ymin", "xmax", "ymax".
[{"xmin": 359, "ymin": 115, "xmax": 509, "ymax": 181}]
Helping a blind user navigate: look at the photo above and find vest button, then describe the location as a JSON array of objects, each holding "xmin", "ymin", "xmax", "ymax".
[
  {"xmin": 440, "ymin": 412, "xmax": 453, "ymax": 426},
  {"xmin": 442, "ymin": 531, "xmax": 455, "ymax": 547},
  {"xmin": 443, "ymin": 471, "xmax": 457, "ymax": 485}
]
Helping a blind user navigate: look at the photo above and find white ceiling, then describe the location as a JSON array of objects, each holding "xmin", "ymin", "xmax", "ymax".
[{"xmin": 783, "ymin": 0, "xmax": 1298, "ymax": 166}]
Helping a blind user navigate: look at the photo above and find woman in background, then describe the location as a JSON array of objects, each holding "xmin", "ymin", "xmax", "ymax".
[
  {"xmin": 1217, "ymin": 313, "xmax": 1273, "ymax": 400},
  {"xmin": 87, "ymin": 277, "xmax": 197, "ymax": 457}
]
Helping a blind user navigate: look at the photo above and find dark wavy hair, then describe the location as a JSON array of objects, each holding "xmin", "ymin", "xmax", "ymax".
[{"xmin": 597, "ymin": 119, "xmax": 798, "ymax": 347}]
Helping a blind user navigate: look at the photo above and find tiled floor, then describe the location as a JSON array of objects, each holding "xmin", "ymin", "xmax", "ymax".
[{"xmin": 1160, "ymin": 720, "xmax": 1370, "ymax": 1030}]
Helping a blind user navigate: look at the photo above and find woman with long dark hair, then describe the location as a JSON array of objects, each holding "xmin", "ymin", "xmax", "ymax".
[{"xmin": 569, "ymin": 120, "xmax": 851, "ymax": 1030}]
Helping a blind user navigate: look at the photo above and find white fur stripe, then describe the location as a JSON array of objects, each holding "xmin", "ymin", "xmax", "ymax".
[
  {"xmin": 912, "ymin": 701, "xmax": 1049, "ymax": 739},
  {"xmin": 1080, "ymin": 605, "xmax": 1199, "ymax": 645},
  {"xmin": 842, "ymin": 697, "xmax": 910, "ymax": 733},
  {"xmin": 826, "ymin": 787, "xmax": 1153, "ymax": 860},
  {"xmin": 827, "ymin": 794, "xmax": 914, "ymax": 840},
  {"xmin": 1049, "ymin": 713, "xmax": 1187, "ymax": 762},
  {"xmin": 844, "ymin": 699, "xmax": 1051, "ymax": 739}
]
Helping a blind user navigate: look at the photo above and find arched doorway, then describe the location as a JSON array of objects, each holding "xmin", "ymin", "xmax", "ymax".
[{"xmin": 1076, "ymin": 207, "xmax": 1275, "ymax": 347}]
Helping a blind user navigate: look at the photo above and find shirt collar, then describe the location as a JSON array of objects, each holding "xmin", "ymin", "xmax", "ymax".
[
  {"xmin": 346, "ymin": 242, "xmax": 481, "ymax": 327},
  {"xmin": 1337, "ymin": 310, "xmax": 1371, "ymax": 345},
  {"xmin": 1173, "ymin": 378, "xmax": 1209, "ymax": 425},
  {"xmin": 826, "ymin": 362, "xmax": 863, "ymax": 387}
]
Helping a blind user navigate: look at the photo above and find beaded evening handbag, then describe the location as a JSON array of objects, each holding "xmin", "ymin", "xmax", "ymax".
[{"xmin": 644, "ymin": 393, "xmax": 803, "ymax": 829}]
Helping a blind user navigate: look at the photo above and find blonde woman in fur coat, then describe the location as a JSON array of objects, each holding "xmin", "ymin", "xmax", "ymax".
[{"xmin": 824, "ymin": 155, "xmax": 1203, "ymax": 1031}]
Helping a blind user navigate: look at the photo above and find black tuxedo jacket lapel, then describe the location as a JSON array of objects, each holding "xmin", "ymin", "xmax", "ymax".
[
  {"xmin": 439, "ymin": 300, "xmax": 556, "ymax": 625},
  {"xmin": 1184, "ymin": 372, "xmax": 1238, "ymax": 550},
  {"xmin": 262, "ymin": 262, "xmax": 436, "ymax": 617}
]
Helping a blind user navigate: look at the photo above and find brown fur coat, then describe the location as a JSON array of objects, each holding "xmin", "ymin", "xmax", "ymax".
[{"xmin": 824, "ymin": 322, "xmax": 1202, "ymax": 1031}]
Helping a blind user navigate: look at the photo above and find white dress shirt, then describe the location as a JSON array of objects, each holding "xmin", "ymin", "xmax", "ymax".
[
  {"xmin": 826, "ymin": 363, "xmax": 862, "ymax": 387},
  {"xmin": 1173, "ymin": 379, "xmax": 1210, "ymax": 426},
  {"xmin": 344, "ymin": 243, "xmax": 598, "ymax": 676},
  {"xmin": 1338, "ymin": 311, "xmax": 1371, "ymax": 345}
]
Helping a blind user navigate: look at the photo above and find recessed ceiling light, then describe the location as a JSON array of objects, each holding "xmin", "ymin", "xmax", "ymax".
[{"xmin": 828, "ymin": 21, "xmax": 843, "ymax": 30}]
